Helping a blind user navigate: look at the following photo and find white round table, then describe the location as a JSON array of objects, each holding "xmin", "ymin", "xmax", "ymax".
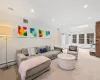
[{"xmin": 57, "ymin": 53, "xmax": 76, "ymax": 70}]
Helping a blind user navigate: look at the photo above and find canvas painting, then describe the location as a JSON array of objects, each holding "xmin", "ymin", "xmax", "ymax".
[
  {"xmin": 45, "ymin": 31, "xmax": 50, "ymax": 38},
  {"xmin": 30, "ymin": 28, "xmax": 37, "ymax": 37},
  {"xmin": 18, "ymin": 26, "xmax": 27, "ymax": 37},
  {"xmin": 39, "ymin": 30, "xmax": 45, "ymax": 37}
]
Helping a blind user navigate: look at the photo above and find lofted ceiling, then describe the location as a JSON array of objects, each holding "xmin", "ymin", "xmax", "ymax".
[{"xmin": 0, "ymin": 0, "xmax": 100, "ymax": 28}]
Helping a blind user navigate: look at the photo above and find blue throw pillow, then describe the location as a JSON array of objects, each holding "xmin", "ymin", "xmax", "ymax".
[
  {"xmin": 40, "ymin": 48, "xmax": 47, "ymax": 54},
  {"xmin": 40, "ymin": 49, "xmax": 44, "ymax": 53},
  {"xmin": 43, "ymin": 48, "xmax": 47, "ymax": 53}
]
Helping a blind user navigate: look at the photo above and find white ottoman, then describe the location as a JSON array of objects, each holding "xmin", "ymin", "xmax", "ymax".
[{"xmin": 57, "ymin": 54, "xmax": 76, "ymax": 70}]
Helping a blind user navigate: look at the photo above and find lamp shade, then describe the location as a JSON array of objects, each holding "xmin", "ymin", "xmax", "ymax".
[{"xmin": 0, "ymin": 26, "xmax": 13, "ymax": 37}]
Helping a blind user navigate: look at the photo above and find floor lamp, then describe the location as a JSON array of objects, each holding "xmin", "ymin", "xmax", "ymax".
[
  {"xmin": 0, "ymin": 26, "xmax": 12, "ymax": 70},
  {"xmin": 0, "ymin": 35, "xmax": 8, "ymax": 70}
]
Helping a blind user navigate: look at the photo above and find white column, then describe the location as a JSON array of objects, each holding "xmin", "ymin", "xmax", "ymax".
[
  {"xmin": 61, "ymin": 33, "xmax": 65, "ymax": 47},
  {"xmin": 77, "ymin": 34, "xmax": 79, "ymax": 44}
]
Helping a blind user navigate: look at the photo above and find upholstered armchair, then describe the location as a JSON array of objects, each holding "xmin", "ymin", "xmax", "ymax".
[
  {"xmin": 90, "ymin": 44, "xmax": 96, "ymax": 56},
  {"xmin": 67, "ymin": 45, "xmax": 78, "ymax": 60}
]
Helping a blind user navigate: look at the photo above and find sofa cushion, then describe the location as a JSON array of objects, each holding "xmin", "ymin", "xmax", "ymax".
[
  {"xmin": 27, "ymin": 55, "xmax": 38, "ymax": 59},
  {"xmin": 38, "ymin": 50, "xmax": 60, "ymax": 58},
  {"xmin": 51, "ymin": 50, "xmax": 61, "ymax": 56},
  {"xmin": 22, "ymin": 48, "xmax": 29, "ymax": 56},
  {"xmin": 39, "ymin": 52, "xmax": 53, "ymax": 58}
]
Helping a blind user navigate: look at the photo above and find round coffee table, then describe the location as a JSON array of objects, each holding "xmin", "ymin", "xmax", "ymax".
[{"xmin": 57, "ymin": 53, "xmax": 76, "ymax": 70}]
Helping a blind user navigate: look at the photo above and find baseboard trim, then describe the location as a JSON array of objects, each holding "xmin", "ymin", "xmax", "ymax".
[
  {"xmin": 0, "ymin": 60, "xmax": 16, "ymax": 68},
  {"xmin": 0, "ymin": 60, "xmax": 16, "ymax": 65}
]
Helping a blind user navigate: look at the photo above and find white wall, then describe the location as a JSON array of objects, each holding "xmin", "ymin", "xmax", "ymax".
[
  {"xmin": 61, "ymin": 34, "xmax": 70, "ymax": 48},
  {"xmin": 0, "ymin": 10, "xmax": 56, "ymax": 67},
  {"xmin": 61, "ymin": 23, "xmax": 96, "ymax": 48},
  {"xmin": 54, "ymin": 29, "xmax": 61, "ymax": 47}
]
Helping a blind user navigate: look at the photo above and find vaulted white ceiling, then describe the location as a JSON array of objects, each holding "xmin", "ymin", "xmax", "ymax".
[{"xmin": 0, "ymin": 0, "xmax": 100, "ymax": 28}]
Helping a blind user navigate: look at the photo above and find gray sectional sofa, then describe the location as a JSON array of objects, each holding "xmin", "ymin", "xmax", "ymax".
[{"xmin": 16, "ymin": 46, "xmax": 62, "ymax": 66}]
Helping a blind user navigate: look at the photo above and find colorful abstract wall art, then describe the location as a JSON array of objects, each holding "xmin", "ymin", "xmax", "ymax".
[
  {"xmin": 39, "ymin": 30, "xmax": 45, "ymax": 37},
  {"xmin": 45, "ymin": 31, "xmax": 50, "ymax": 38},
  {"xmin": 18, "ymin": 26, "xmax": 27, "ymax": 36},
  {"xmin": 30, "ymin": 28, "xmax": 37, "ymax": 37},
  {"xmin": 18, "ymin": 26, "xmax": 51, "ymax": 38},
  {"xmin": 46, "ymin": 31, "xmax": 50, "ymax": 36}
]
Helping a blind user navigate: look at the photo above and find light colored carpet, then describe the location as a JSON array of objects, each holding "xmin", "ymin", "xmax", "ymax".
[{"xmin": 0, "ymin": 49, "xmax": 100, "ymax": 80}]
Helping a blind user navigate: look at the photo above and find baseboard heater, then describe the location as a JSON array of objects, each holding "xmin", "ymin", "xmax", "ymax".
[{"xmin": 0, "ymin": 60, "xmax": 16, "ymax": 68}]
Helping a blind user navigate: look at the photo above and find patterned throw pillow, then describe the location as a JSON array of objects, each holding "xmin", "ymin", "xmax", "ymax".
[
  {"xmin": 28, "ymin": 48, "xmax": 36, "ymax": 56},
  {"xmin": 22, "ymin": 48, "xmax": 29, "ymax": 56}
]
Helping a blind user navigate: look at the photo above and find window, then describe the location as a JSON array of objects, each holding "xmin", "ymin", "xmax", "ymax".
[
  {"xmin": 87, "ymin": 33, "xmax": 94, "ymax": 44},
  {"xmin": 72, "ymin": 35, "xmax": 77, "ymax": 43},
  {"xmin": 79, "ymin": 34, "xmax": 84, "ymax": 44}
]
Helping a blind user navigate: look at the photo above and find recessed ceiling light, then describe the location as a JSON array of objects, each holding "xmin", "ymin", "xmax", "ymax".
[
  {"xmin": 84, "ymin": 4, "xmax": 88, "ymax": 8},
  {"xmin": 30, "ymin": 9, "xmax": 34, "ymax": 12},
  {"xmin": 52, "ymin": 18, "xmax": 54, "ymax": 21},
  {"xmin": 88, "ymin": 17, "xmax": 91, "ymax": 19}
]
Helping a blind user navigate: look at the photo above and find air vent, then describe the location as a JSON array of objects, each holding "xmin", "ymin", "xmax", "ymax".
[
  {"xmin": 23, "ymin": 19, "xmax": 28, "ymax": 23},
  {"xmin": 62, "ymin": 33, "xmax": 64, "ymax": 35},
  {"xmin": 57, "ymin": 28, "xmax": 59, "ymax": 30},
  {"xmin": 8, "ymin": 7, "xmax": 14, "ymax": 11}
]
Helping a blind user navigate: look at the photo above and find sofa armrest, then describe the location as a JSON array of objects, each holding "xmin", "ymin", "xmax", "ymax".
[
  {"xmin": 16, "ymin": 53, "xmax": 27, "ymax": 67},
  {"xmin": 54, "ymin": 46, "xmax": 63, "ymax": 52}
]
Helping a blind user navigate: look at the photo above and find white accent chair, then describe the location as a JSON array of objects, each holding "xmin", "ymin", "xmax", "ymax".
[
  {"xmin": 90, "ymin": 44, "xmax": 96, "ymax": 56},
  {"xmin": 67, "ymin": 45, "xmax": 78, "ymax": 60}
]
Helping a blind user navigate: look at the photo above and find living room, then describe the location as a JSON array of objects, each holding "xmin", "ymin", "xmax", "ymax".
[{"xmin": 0, "ymin": 0, "xmax": 100, "ymax": 80}]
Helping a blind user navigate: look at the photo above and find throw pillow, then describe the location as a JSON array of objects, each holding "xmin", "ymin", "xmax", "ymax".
[
  {"xmin": 51, "ymin": 46, "xmax": 54, "ymax": 51},
  {"xmin": 40, "ymin": 49, "xmax": 44, "ymax": 53},
  {"xmin": 27, "ymin": 48, "xmax": 31, "ymax": 56},
  {"xmin": 46, "ymin": 46, "xmax": 51, "ymax": 51},
  {"xmin": 30, "ymin": 48, "xmax": 36, "ymax": 56},
  {"xmin": 22, "ymin": 48, "xmax": 29, "ymax": 56},
  {"xmin": 28, "ymin": 48, "xmax": 36, "ymax": 56},
  {"xmin": 34, "ymin": 47, "xmax": 38, "ymax": 54},
  {"xmin": 43, "ymin": 48, "xmax": 47, "ymax": 53}
]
